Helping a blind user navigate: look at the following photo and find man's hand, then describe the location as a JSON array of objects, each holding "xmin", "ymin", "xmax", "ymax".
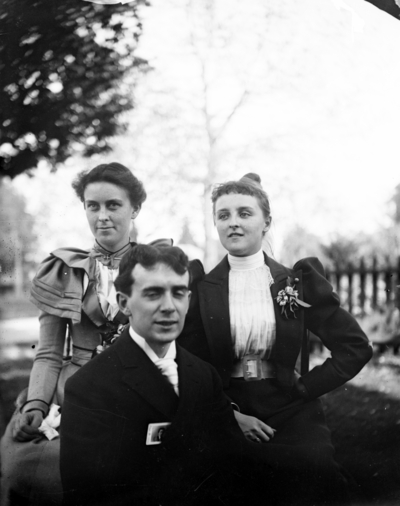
[
  {"xmin": 234, "ymin": 411, "xmax": 276, "ymax": 443},
  {"xmin": 12, "ymin": 410, "xmax": 44, "ymax": 442}
]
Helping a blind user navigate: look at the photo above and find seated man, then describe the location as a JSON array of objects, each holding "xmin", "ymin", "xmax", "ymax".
[{"xmin": 60, "ymin": 244, "xmax": 273, "ymax": 506}]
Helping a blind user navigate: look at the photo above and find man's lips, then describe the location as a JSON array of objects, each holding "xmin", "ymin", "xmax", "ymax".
[
  {"xmin": 155, "ymin": 320, "xmax": 178, "ymax": 326},
  {"xmin": 228, "ymin": 232, "xmax": 243, "ymax": 237}
]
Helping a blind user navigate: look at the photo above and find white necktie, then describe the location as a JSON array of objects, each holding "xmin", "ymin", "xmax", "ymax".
[{"xmin": 154, "ymin": 357, "xmax": 179, "ymax": 396}]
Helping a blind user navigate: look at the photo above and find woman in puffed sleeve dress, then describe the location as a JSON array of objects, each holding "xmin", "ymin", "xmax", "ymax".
[
  {"xmin": 179, "ymin": 173, "xmax": 373, "ymax": 505},
  {"xmin": 0, "ymin": 162, "xmax": 151, "ymax": 506}
]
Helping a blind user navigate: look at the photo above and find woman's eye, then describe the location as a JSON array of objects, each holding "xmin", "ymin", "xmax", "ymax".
[
  {"xmin": 218, "ymin": 214, "xmax": 228, "ymax": 220},
  {"xmin": 240, "ymin": 212, "xmax": 250, "ymax": 218},
  {"xmin": 87, "ymin": 203, "xmax": 98, "ymax": 210},
  {"xmin": 108, "ymin": 203, "xmax": 120, "ymax": 210}
]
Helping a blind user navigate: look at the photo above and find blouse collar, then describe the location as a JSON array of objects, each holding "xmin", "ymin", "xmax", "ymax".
[
  {"xmin": 228, "ymin": 249, "xmax": 265, "ymax": 271},
  {"xmin": 89, "ymin": 241, "xmax": 133, "ymax": 269}
]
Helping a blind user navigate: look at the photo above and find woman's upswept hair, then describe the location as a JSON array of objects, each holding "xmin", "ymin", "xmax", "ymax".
[
  {"xmin": 72, "ymin": 162, "xmax": 147, "ymax": 209},
  {"xmin": 211, "ymin": 172, "xmax": 271, "ymax": 219}
]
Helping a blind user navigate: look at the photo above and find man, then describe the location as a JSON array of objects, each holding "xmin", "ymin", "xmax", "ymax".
[{"xmin": 60, "ymin": 245, "xmax": 271, "ymax": 506}]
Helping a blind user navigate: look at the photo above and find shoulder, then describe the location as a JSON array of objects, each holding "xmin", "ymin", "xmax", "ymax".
[
  {"xmin": 203, "ymin": 255, "xmax": 229, "ymax": 283},
  {"xmin": 30, "ymin": 247, "xmax": 91, "ymax": 321},
  {"xmin": 292, "ymin": 257, "xmax": 339, "ymax": 312},
  {"xmin": 34, "ymin": 247, "xmax": 91, "ymax": 280},
  {"xmin": 293, "ymin": 257, "xmax": 326, "ymax": 276},
  {"xmin": 189, "ymin": 259, "xmax": 205, "ymax": 282}
]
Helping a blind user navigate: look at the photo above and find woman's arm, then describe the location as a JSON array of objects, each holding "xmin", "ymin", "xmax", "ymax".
[
  {"xmin": 295, "ymin": 257, "xmax": 373, "ymax": 399},
  {"xmin": 13, "ymin": 311, "xmax": 67, "ymax": 441}
]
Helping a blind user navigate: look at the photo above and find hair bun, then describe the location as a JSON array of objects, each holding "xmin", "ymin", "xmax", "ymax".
[{"xmin": 240, "ymin": 173, "xmax": 262, "ymax": 188}]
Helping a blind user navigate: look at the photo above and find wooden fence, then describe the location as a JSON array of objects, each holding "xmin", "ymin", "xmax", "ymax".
[
  {"xmin": 325, "ymin": 257, "xmax": 400, "ymax": 316},
  {"xmin": 307, "ymin": 258, "xmax": 400, "ymax": 355}
]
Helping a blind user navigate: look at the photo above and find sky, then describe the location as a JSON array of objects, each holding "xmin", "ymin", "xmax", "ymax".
[{"xmin": 10, "ymin": 0, "xmax": 400, "ymax": 263}]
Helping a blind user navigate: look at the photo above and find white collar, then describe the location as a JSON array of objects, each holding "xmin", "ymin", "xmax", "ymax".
[
  {"xmin": 228, "ymin": 249, "xmax": 265, "ymax": 271},
  {"xmin": 129, "ymin": 326, "xmax": 176, "ymax": 363}
]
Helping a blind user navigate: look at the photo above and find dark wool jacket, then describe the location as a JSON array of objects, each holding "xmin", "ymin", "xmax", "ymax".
[{"xmin": 179, "ymin": 255, "xmax": 372, "ymax": 399}]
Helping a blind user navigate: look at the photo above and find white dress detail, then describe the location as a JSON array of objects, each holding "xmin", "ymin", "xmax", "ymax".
[
  {"xmin": 96, "ymin": 262, "xmax": 120, "ymax": 320},
  {"xmin": 228, "ymin": 249, "xmax": 276, "ymax": 360}
]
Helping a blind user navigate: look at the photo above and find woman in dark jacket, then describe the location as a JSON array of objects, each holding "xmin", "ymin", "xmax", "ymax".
[{"xmin": 179, "ymin": 173, "xmax": 372, "ymax": 505}]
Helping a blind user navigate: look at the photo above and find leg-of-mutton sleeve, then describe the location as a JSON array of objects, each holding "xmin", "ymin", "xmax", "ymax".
[
  {"xmin": 294, "ymin": 257, "xmax": 373, "ymax": 399},
  {"xmin": 25, "ymin": 311, "xmax": 68, "ymax": 415}
]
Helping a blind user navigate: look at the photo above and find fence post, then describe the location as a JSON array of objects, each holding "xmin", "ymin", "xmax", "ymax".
[
  {"xmin": 359, "ymin": 257, "xmax": 366, "ymax": 316},
  {"xmin": 384, "ymin": 256, "xmax": 393, "ymax": 304},
  {"xmin": 347, "ymin": 262, "xmax": 353, "ymax": 314},
  {"xmin": 335, "ymin": 265, "xmax": 341, "ymax": 303},
  {"xmin": 372, "ymin": 256, "xmax": 378, "ymax": 310}
]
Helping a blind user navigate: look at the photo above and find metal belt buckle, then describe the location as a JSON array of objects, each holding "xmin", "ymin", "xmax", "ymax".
[{"xmin": 243, "ymin": 354, "xmax": 262, "ymax": 381}]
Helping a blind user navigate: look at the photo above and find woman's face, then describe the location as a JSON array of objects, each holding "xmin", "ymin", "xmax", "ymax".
[
  {"xmin": 84, "ymin": 182, "xmax": 138, "ymax": 252},
  {"xmin": 214, "ymin": 193, "xmax": 271, "ymax": 257}
]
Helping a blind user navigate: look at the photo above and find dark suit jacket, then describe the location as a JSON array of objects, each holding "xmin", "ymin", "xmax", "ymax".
[
  {"xmin": 60, "ymin": 329, "xmax": 259, "ymax": 506},
  {"xmin": 180, "ymin": 255, "xmax": 372, "ymax": 399}
]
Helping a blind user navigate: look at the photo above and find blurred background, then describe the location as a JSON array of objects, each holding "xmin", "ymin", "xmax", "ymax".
[{"xmin": 1, "ymin": 0, "xmax": 400, "ymax": 504}]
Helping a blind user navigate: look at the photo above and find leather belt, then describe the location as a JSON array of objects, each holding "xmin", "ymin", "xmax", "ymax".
[{"xmin": 231, "ymin": 359, "xmax": 276, "ymax": 379}]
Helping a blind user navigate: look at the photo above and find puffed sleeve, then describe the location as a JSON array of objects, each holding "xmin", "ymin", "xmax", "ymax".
[
  {"xmin": 294, "ymin": 257, "xmax": 373, "ymax": 399},
  {"xmin": 24, "ymin": 311, "xmax": 68, "ymax": 414}
]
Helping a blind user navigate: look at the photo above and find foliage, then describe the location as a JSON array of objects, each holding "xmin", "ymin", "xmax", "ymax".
[
  {"xmin": 0, "ymin": 0, "xmax": 148, "ymax": 178},
  {"xmin": 0, "ymin": 178, "xmax": 36, "ymax": 286}
]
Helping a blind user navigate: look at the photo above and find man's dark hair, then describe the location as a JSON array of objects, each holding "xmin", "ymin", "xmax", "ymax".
[{"xmin": 115, "ymin": 244, "xmax": 190, "ymax": 296}]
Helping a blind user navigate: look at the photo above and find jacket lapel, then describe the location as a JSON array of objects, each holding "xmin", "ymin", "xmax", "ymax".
[
  {"xmin": 174, "ymin": 345, "xmax": 201, "ymax": 419},
  {"xmin": 198, "ymin": 256, "xmax": 234, "ymax": 383},
  {"xmin": 115, "ymin": 330, "xmax": 179, "ymax": 419},
  {"xmin": 266, "ymin": 255, "xmax": 304, "ymax": 387}
]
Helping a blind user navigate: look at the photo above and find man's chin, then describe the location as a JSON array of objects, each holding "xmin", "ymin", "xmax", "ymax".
[{"xmin": 154, "ymin": 328, "xmax": 181, "ymax": 341}]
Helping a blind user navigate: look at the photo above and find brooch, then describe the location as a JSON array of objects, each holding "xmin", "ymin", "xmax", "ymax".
[{"xmin": 276, "ymin": 276, "xmax": 311, "ymax": 319}]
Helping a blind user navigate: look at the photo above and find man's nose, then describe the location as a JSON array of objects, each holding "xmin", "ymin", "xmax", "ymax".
[{"xmin": 160, "ymin": 292, "xmax": 176, "ymax": 313}]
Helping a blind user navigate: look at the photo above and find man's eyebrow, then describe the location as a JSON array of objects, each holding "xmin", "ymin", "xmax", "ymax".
[
  {"xmin": 172, "ymin": 285, "xmax": 189, "ymax": 291},
  {"xmin": 142, "ymin": 286, "xmax": 164, "ymax": 293},
  {"xmin": 142, "ymin": 285, "xmax": 189, "ymax": 292}
]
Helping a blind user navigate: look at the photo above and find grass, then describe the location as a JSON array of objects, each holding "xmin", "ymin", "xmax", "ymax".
[{"xmin": 322, "ymin": 353, "xmax": 400, "ymax": 505}]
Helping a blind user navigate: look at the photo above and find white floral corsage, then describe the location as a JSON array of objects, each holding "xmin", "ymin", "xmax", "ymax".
[{"xmin": 276, "ymin": 277, "xmax": 311, "ymax": 319}]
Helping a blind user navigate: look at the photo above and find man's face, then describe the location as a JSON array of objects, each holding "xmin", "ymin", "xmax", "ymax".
[{"xmin": 118, "ymin": 262, "xmax": 191, "ymax": 352}]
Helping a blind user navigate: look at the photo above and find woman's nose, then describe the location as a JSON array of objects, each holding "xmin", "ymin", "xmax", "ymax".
[
  {"xmin": 228, "ymin": 216, "xmax": 239, "ymax": 228},
  {"xmin": 98, "ymin": 208, "xmax": 109, "ymax": 221}
]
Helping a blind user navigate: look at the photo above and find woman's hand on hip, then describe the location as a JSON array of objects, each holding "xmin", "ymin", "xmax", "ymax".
[
  {"xmin": 234, "ymin": 410, "xmax": 276, "ymax": 443},
  {"xmin": 12, "ymin": 410, "xmax": 44, "ymax": 442}
]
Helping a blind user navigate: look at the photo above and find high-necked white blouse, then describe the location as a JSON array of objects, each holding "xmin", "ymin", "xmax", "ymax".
[{"xmin": 228, "ymin": 249, "xmax": 276, "ymax": 360}]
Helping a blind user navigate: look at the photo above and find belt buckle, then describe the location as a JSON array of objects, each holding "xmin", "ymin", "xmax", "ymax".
[{"xmin": 242, "ymin": 354, "xmax": 262, "ymax": 381}]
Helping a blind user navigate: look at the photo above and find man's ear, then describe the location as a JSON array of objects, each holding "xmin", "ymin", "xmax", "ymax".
[{"xmin": 117, "ymin": 292, "xmax": 131, "ymax": 316}]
